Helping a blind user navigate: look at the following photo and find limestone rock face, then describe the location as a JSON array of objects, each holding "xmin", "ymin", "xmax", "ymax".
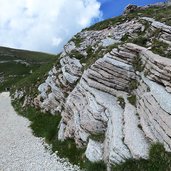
[
  {"xmin": 60, "ymin": 43, "xmax": 171, "ymax": 163},
  {"xmin": 35, "ymin": 15, "xmax": 171, "ymax": 166},
  {"xmin": 36, "ymin": 56, "xmax": 82, "ymax": 114},
  {"xmin": 85, "ymin": 139, "xmax": 103, "ymax": 162}
]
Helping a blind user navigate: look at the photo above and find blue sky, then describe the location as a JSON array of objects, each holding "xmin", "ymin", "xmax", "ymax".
[
  {"xmin": 99, "ymin": 0, "xmax": 166, "ymax": 19},
  {"xmin": 0, "ymin": 0, "xmax": 167, "ymax": 53}
]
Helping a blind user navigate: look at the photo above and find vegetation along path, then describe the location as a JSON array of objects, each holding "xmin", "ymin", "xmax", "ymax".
[{"xmin": 0, "ymin": 92, "xmax": 80, "ymax": 171}]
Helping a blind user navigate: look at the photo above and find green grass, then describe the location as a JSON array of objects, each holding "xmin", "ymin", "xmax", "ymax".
[
  {"xmin": 0, "ymin": 62, "xmax": 37, "ymax": 76},
  {"xmin": 16, "ymin": 105, "xmax": 60, "ymax": 141},
  {"xmin": 112, "ymin": 143, "xmax": 171, "ymax": 171},
  {"xmin": 0, "ymin": 61, "xmax": 41, "ymax": 92},
  {"xmin": 12, "ymin": 101, "xmax": 86, "ymax": 166}
]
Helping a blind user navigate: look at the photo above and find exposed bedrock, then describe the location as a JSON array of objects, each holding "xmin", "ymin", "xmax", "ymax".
[
  {"xmin": 34, "ymin": 16, "xmax": 171, "ymax": 166},
  {"xmin": 58, "ymin": 43, "xmax": 171, "ymax": 164}
]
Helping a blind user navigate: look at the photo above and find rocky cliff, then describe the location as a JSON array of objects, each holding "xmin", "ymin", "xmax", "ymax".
[{"xmin": 32, "ymin": 4, "xmax": 171, "ymax": 167}]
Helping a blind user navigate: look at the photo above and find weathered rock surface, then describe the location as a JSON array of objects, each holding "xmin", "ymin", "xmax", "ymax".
[
  {"xmin": 59, "ymin": 42, "xmax": 171, "ymax": 164},
  {"xmin": 34, "ymin": 12, "xmax": 171, "ymax": 167}
]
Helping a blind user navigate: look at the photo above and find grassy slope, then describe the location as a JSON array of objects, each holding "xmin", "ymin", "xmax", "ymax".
[
  {"xmin": 0, "ymin": 46, "xmax": 56, "ymax": 92},
  {"xmin": 0, "ymin": 46, "xmax": 55, "ymax": 62}
]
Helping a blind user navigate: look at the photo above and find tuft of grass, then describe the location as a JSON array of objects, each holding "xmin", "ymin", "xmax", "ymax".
[
  {"xmin": 129, "ymin": 79, "xmax": 139, "ymax": 92},
  {"xmin": 112, "ymin": 143, "xmax": 171, "ymax": 171},
  {"xmin": 127, "ymin": 95, "xmax": 137, "ymax": 106},
  {"xmin": 132, "ymin": 55, "xmax": 144, "ymax": 72},
  {"xmin": 70, "ymin": 35, "xmax": 84, "ymax": 47},
  {"xmin": 86, "ymin": 46, "xmax": 94, "ymax": 56},
  {"xmin": 151, "ymin": 39, "xmax": 170, "ymax": 58},
  {"xmin": 69, "ymin": 49, "xmax": 85, "ymax": 60},
  {"xmin": 89, "ymin": 132, "xmax": 106, "ymax": 142},
  {"xmin": 106, "ymin": 43, "xmax": 120, "ymax": 53}
]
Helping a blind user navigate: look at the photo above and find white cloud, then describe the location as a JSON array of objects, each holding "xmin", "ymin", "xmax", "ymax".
[{"xmin": 0, "ymin": 0, "xmax": 102, "ymax": 53}]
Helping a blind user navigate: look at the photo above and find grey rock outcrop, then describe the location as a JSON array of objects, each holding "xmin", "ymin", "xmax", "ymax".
[{"xmin": 34, "ymin": 13, "xmax": 171, "ymax": 167}]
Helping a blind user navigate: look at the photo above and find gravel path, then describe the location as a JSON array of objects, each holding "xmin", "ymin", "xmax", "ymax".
[{"xmin": 0, "ymin": 92, "xmax": 80, "ymax": 171}]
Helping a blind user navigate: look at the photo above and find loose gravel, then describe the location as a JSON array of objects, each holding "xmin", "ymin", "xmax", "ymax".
[{"xmin": 0, "ymin": 92, "xmax": 80, "ymax": 171}]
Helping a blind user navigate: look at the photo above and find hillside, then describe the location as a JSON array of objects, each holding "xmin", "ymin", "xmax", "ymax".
[
  {"xmin": 0, "ymin": 46, "xmax": 56, "ymax": 92},
  {"xmin": 12, "ymin": 2, "xmax": 171, "ymax": 171}
]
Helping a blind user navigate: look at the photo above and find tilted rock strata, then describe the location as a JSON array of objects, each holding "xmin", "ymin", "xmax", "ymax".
[
  {"xmin": 35, "ymin": 16, "xmax": 171, "ymax": 165},
  {"xmin": 58, "ymin": 43, "xmax": 171, "ymax": 164}
]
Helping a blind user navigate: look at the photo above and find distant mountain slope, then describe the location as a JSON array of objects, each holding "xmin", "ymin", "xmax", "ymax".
[{"xmin": 0, "ymin": 46, "xmax": 56, "ymax": 92}]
